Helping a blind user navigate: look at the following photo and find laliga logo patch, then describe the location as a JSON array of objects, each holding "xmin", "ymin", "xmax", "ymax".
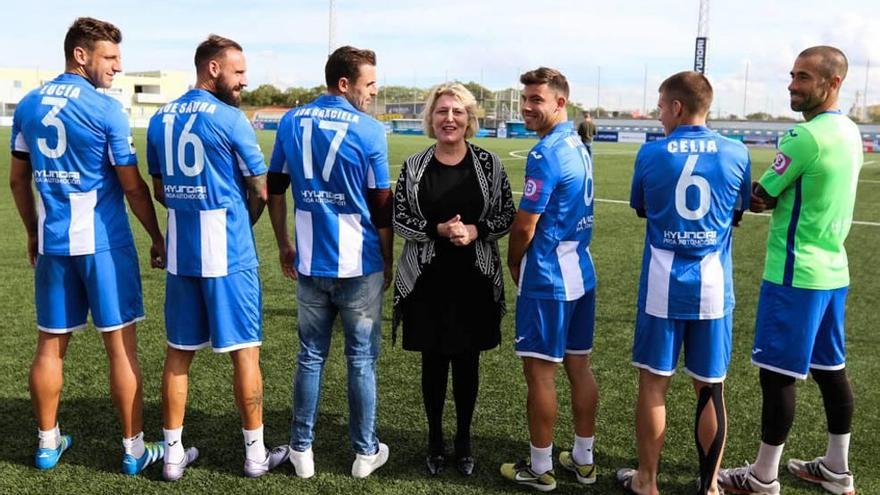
[
  {"xmin": 524, "ymin": 177, "xmax": 542, "ymax": 201},
  {"xmin": 772, "ymin": 152, "xmax": 792, "ymax": 175}
]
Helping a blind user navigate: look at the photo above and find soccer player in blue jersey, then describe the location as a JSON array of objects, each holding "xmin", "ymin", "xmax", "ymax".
[
  {"xmin": 8, "ymin": 17, "xmax": 165, "ymax": 474},
  {"xmin": 500, "ymin": 67, "xmax": 599, "ymax": 492},
  {"xmin": 146, "ymin": 35, "xmax": 288, "ymax": 481},
  {"xmin": 267, "ymin": 45, "xmax": 392, "ymax": 479},
  {"xmin": 616, "ymin": 72, "xmax": 750, "ymax": 495}
]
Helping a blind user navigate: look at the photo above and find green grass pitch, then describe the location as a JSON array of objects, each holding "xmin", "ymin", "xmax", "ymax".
[{"xmin": 0, "ymin": 128, "xmax": 878, "ymax": 494}]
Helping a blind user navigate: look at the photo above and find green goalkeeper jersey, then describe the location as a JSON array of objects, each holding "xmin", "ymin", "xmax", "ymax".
[{"xmin": 758, "ymin": 110, "xmax": 863, "ymax": 289}]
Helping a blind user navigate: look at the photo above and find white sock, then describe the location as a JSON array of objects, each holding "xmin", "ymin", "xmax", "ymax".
[
  {"xmin": 164, "ymin": 427, "xmax": 185, "ymax": 464},
  {"xmin": 572, "ymin": 435, "xmax": 594, "ymax": 465},
  {"xmin": 122, "ymin": 431, "xmax": 145, "ymax": 458},
  {"xmin": 530, "ymin": 443, "xmax": 553, "ymax": 475},
  {"xmin": 243, "ymin": 425, "xmax": 266, "ymax": 462},
  {"xmin": 824, "ymin": 432, "xmax": 850, "ymax": 473},
  {"xmin": 38, "ymin": 424, "xmax": 60, "ymax": 450},
  {"xmin": 752, "ymin": 442, "xmax": 784, "ymax": 483}
]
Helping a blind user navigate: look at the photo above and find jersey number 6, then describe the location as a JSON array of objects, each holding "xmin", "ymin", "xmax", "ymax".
[{"xmin": 675, "ymin": 154, "xmax": 711, "ymax": 220}]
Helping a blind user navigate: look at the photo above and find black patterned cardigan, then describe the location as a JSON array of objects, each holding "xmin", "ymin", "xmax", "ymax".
[{"xmin": 391, "ymin": 141, "xmax": 517, "ymax": 344}]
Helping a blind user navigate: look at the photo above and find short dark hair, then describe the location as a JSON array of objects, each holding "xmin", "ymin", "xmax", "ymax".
[
  {"xmin": 64, "ymin": 17, "xmax": 122, "ymax": 63},
  {"xmin": 195, "ymin": 35, "xmax": 243, "ymax": 71},
  {"xmin": 798, "ymin": 45, "xmax": 848, "ymax": 80},
  {"xmin": 325, "ymin": 46, "xmax": 376, "ymax": 90},
  {"xmin": 658, "ymin": 71, "xmax": 713, "ymax": 116},
  {"xmin": 519, "ymin": 67, "xmax": 569, "ymax": 98}
]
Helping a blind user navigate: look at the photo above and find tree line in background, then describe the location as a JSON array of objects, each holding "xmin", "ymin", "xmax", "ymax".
[
  {"xmin": 240, "ymin": 82, "xmax": 880, "ymax": 123},
  {"xmin": 241, "ymin": 81, "xmax": 586, "ymax": 119}
]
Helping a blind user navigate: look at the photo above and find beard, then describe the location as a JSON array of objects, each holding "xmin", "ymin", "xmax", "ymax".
[
  {"xmin": 215, "ymin": 75, "xmax": 242, "ymax": 107},
  {"xmin": 790, "ymin": 88, "xmax": 825, "ymax": 113}
]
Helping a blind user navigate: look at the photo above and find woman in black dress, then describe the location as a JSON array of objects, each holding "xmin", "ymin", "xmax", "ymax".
[{"xmin": 392, "ymin": 83, "xmax": 516, "ymax": 476}]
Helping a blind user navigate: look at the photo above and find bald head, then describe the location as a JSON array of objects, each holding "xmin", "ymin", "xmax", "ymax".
[{"xmin": 798, "ymin": 46, "xmax": 848, "ymax": 81}]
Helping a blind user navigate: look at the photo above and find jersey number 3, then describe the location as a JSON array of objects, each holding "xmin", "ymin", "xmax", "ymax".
[
  {"xmin": 37, "ymin": 97, "xmax": 69, "ymax": 159},
  {"xmin": 675, "ymin": 154, "xmax": 711, "ymax": 220}
]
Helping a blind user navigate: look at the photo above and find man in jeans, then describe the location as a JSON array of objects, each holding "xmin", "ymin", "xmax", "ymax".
[{"xmin": 267, "ymin": 45, "xmax": 393, "ymax": 479}]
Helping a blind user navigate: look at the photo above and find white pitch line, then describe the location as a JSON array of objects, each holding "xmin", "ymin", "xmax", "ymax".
[
  {"xmin": 509, "ymin": 190, "xmax": 880, "ymax": 226},
  {"xmin": 860, "ymin": 179, "xmax": 880, "ymax": 184}
]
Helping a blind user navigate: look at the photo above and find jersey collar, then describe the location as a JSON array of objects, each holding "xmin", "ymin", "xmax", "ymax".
[
  {"xmin": 546, "ymin": 121, "xmax": 574, "ymax": 137},
  {"xmin": 669, "ymin": 124, "xmax": 711, "ymax": 137},
  {"xmin": 316, "ymin": 94, "xmax": 360, "ymax": 114},
  {"xmin": 58, "ymin": 72, "xmax": 94, "ymax": 87}
]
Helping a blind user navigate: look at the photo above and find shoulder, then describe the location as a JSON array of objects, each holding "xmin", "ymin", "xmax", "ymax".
[
  {"xmin": 778, "ymin": 123, "xmax": 818, "ymax": 155},
  {"xmin": 716, "ymin": 133, "xmax": 750, "ymax": 157},
  {"xmin": 405, "ymin": 145, "xmax": 434, "ymax": 168}
]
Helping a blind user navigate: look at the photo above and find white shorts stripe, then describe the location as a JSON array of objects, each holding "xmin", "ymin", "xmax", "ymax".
[
  {"xmin": 556, "ymin": 240, "xmax": 585, "ymax": 301},
  {"xmin": 632, "ymin": 360, "xmax": 676, "ymax": 376},
  {"xmin": 68, "ymin": 190, "xmax": 97, "ymax": 255},
  {"xmin": 517, "ymin": 252, "xmax": 527, "ymax": 296},
  {"xmin": 699, "ymin": 251, "xmax": 725, "ymax": 319},
  {"xmin": 337, "ymin": 213, "xmax": 364, "ymax": 277},
  {"xmin": 751, "ymin": 359, "xmax": 808, "ymax": 380},
  {"xmin": 38, "ymin": 322, "xmax": 88, "ymax": 334},
  {"xmin": 167, "ymin": 209, "xmax": 178, "ymax": 275},
  {"xmin": 167, "ymin": 341, "xmax": 211, "ymax": 351},
  {"xmin": 95, "ymin": 315, "xmax": 146, "ymax": 332},
  {"xmin": 200, "ymin": 208, "xmax": 228, "ymax": 277},
  {"xmin": 295, "ymin": 209, "xmax": 313, "ymax": 276},
  {"xmin": 213, "ymin": 340, "xmax": 262, "ymax": 353},
  {"xmin": 37, "ymin": 194, "xmax": 45, "ymax": 255},
  {"xmin": 683, "ymin": 366, "xmax": 726, "ymax": 383},
  {"xmin": 515, "ymin": 351, "xmax": 564, "ymax": 363},
  {"xmin": 645, "ymin": 246, "xmax": 673, "ymax": 318}
]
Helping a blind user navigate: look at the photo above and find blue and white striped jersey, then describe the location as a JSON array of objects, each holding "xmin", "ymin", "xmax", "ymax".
[
  {"xmin": 518, "ymin": 122, "xmax": 596, "ymax": 301},
  {"xmin": 630, "ymin": 125, "xmax": 751, "ymax": 319},
  {"xmin": 146, "ymin": 89, "xmax": 267, "ymax": 278},
  {"xmin": 11, "ymin": 73, "xmax": 137, "ymax": 256},
  {"xmin": 269, "ymin": 94, "xmax": 390, "ymax": 278}
]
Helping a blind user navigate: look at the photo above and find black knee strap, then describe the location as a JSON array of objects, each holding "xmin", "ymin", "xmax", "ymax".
[{"xmin": 695, "ymin": 382, "xmax": 726, "ymax": 495}]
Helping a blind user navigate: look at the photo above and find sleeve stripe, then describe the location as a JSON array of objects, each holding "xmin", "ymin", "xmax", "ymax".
[
  {"xmin": 366, "ymin": 165, "xmax": 376, "ymax": 188},
  {"xmin": 235, "ymin": 152, "xmax": 253, "ymax": 177},
  {"xmin": 14, "ymin": 133, "xmax": 30, "ymax": 153}
]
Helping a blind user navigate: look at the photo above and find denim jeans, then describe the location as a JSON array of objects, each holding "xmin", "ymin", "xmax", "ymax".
[{"xmin": 290, "ymin": 271, "xmax": 383, "ymax": 455}]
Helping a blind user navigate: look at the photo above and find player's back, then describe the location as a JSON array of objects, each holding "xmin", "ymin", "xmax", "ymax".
[
  {"xmin": 146, "ymin": 89, "xmax": 266, "ymax": 278},
  {"xmin": 631, "ymin": 125, "xmax": 750, "ymax": 319},
  {"xmin": 271, "ymin": 94, "xmax": 389, "ymax": 278},
  {"xmin": 518, "ymin": 122, "xmax": 595, "ymax": 301},
  {"xmin": 11, "ymin": 73, "xmax": 136, "ymax": 256}
]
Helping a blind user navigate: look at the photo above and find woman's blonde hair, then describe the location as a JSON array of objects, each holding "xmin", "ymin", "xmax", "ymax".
[{"xmin": 422, "ymin": 83, "xmax": 479, "ymax": 139}]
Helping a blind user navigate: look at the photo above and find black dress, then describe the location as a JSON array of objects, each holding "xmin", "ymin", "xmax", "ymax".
[{"xmin": 400, "ymin": 153, "xmax": 502, "ymax": 354}]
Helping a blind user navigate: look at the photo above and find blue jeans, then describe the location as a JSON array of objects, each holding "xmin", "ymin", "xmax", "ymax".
[{"xmin": 290, "ymin": 271, "xmax": 383, "ymax": 455}]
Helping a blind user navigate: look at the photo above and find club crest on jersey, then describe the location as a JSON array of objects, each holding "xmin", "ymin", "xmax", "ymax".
[
  {"xmin": 772, "ymin": 152, "xmax": 792, "ymax": 175},
  {"xmin": 523, "ymin": 177, "xmax": 542, "ymax": 201},
  {"xmin": 530, "ymin": 151, "xmax": 543, "ymax": 160}
]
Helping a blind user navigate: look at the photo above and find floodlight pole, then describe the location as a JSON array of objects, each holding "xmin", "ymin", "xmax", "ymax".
[
  {"xmin": 328, "ymin": 0, "xmax": 337, "ymax": 55},
  {"xmin": 694, "ymin": 0, "xmax": 710, "ymax": 73}
]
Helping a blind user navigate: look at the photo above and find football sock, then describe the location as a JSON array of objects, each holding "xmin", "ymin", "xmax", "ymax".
[
  {"xmin": 243, "ymin": 425, "xmax": 266, "ymax": 462},
  {"xmin": 38, "ymin": 424, "xmax": 60, "ymax": 450},
  {"xmin": 164, "ymin": 427, "xmax": 184, "ymax": 464},
  {"xmin": 572, "ymin": 435, "xmax": 594, "ymax": 465},
  {"xmin": 760, "ymin": 369, "xmax": 796, "ymax": 445},
  {"xmin": 530, "ymin": 443, "xmax": 553, "ymax": 475},
  {"xmin": 695, "ymin": 384, "xmax": 725, "ymax": 495},
  {"xmin": 824, "ymin": 432, "xmax": 851, "ymax": 473},
  {"xmin": 122, "ymin": 431, "xmax": 145, "ymax": 459},
  {"xmin": 753, "ymin": 441, "xmax": 784, "ymax": 483}
]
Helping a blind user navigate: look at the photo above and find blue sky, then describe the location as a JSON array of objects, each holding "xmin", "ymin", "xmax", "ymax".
[{"xmin": 3, "ymin": 0, "xmax": 878, "ymax": 117}]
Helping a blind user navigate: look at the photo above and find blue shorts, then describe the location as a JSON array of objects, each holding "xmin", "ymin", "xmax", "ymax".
[
  {"xmin": 514, "ymin": 291, "xmax": 595, "ymax": 362},
  {"xmin": 35, "ymin": 245, "xmax": 144, "ymax": 333},
  {"xmin": 752, "ymin": 281, "xmax": 847, "ymax": 379},
  {"xmin": 165, "ymin": 268, "xmax": 262, "ymax": 353},
  {"xmin": 632, "ymin": 310, "xmax": 732, "ymax": 383}
]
